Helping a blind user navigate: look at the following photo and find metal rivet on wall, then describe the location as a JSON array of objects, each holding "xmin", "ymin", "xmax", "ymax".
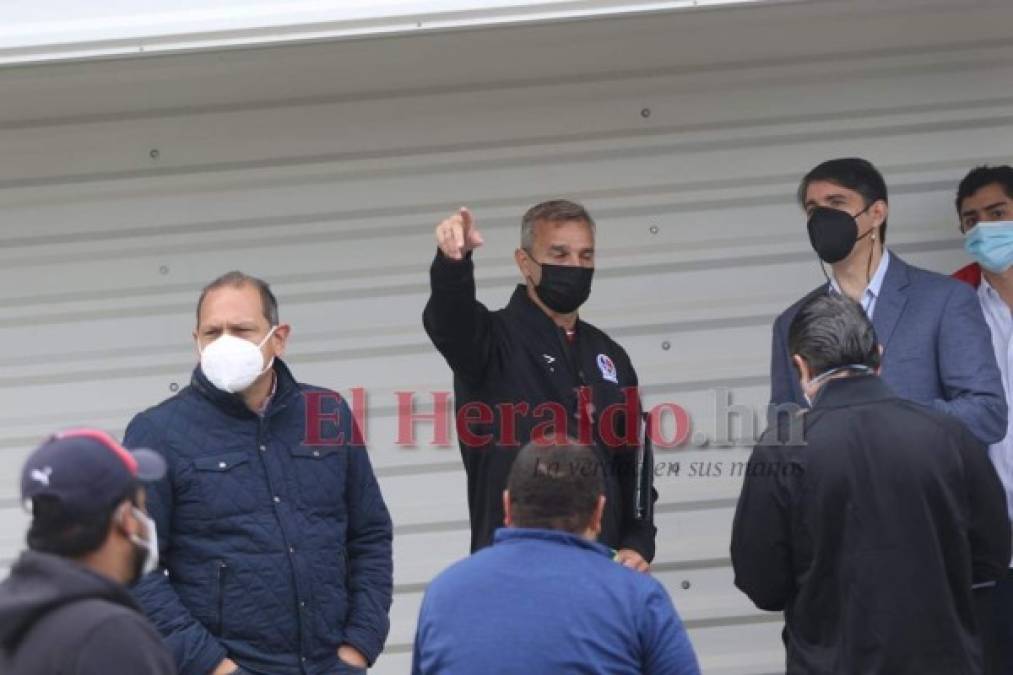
[
  {"xmin": 159, "ymin": 265, "xmax": 170, "ymax": 275},
  {"xmin": 661, "ymin": 341, "xmax": 671, "ymax": 351},
  {"xmin": 149, "ymin": 148, "xmax": 160, "ymax": 160},
  {"xmin": 641, "ymin": 108, "xmax": 652, "ymax": 119},
  {"xmin": 169, "ymin": 382, "xmax": 179, "ymax": 392},
  {"xmin": 650, "ymin": 225, "xmax": 659, "ymax": 235},
  {"xmin": 681, "ymin": 580, "xmax": 691, "ymax": 590}
]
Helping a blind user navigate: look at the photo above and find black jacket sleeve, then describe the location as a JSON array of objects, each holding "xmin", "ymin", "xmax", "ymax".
[
  {"xmin": 72, "ymin": 613, "xmax": 176, "ymax": 675},
  {"xmin": 730, "ymin": 441, "xmax": 796, "ymax": 611},
  {"xmin": 422, "ymin": 249, "xmax": 495, "ymax": 385},
  {"xmin": 957, "ymin": 424, "xmax": 1011, "ymax": 585}
]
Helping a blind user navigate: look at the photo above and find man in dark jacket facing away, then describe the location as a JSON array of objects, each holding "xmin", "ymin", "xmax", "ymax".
[
  {"xmin": 733, "ymin": 293, "xmax": 1011, "ymax": 674},
  {"xmin": 126, "ymin": 271, "xmax": 393, "ymax": 675},
  {"xmin": 423, "ymin": 201, "xmax": 656, "ymax": 570},
  {"xmin": 0, "ymin": 428, "xmax": 175, "ymax": 675}
]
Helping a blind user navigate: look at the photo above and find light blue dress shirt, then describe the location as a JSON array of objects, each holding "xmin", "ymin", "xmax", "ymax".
[{"xmin": 830, "ymin": 250, "xmax": 891, "ymax": 319}]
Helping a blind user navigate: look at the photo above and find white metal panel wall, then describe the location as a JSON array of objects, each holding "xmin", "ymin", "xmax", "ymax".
[{"xmin": 1, "ymin": 1, "xmax": 1012, "ymax": 673}]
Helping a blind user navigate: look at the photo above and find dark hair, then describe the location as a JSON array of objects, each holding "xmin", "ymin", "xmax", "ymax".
[
  {"xmin": 797, "ymin": 158, "xmax": 889, "ymax": 243},
  {"xmin": 196, "ymin": 271, "xmax": 279, "ymax": 327},
  {"xmin": 27, "ymin": 486, "xmax": 138, "ymax": 558},
  {"xmin": 506, "ymin": 441, "xmax": 604, "ymax": 535},
  {"xmin": 788, "ymin": 293, "xmax": 881, "ymax": 378},
  {"xmin": 521, "ymin": 200, "xmax": 596, "ymax": 252},
  {"xmin": 955, "ymin": 165, "xmax": 1013, "ymax": 213}
]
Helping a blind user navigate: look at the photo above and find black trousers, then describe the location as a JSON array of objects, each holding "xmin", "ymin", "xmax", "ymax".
[
  {"xmin": 995, "ymin": 570, "xmax": 1013, "ymax": 675},
  {"xmin": 976, "ymin": 571, "xmax": 1013, "ymax": 675}
]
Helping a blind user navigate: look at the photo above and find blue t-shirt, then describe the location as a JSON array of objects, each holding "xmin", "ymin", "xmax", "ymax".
[{"xmin": 412, "ymin": 528, "xmax": 700, "ymax": 675}]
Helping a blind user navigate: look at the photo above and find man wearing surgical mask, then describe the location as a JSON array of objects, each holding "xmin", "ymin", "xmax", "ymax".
[
  {"xmin": 954, "ymin": 164, "xmax": 1013, "ymax": 675},
  {"xmin": 769, "ymin": 157, "xmax": 1006, "ymax": 446},
  {"xmin": 125, "ymin": 271, "xmax": 394, "ymax": 675},
  {"xmin": 423, "ymin": 201, "xmax": 657, "ymax": 572},
  {"xmin": 0, "ymin": 428, "xmax": 175, "ymax": 675}
]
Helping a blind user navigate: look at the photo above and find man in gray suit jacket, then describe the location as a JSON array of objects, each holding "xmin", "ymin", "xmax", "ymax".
[{"xmin": 769, "ymin": 157, "xmax": 1007, "ymax": 444}]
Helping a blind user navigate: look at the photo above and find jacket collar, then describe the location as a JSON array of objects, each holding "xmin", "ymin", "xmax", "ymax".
[
  {"xmin": 492, "ymin": 527, "xmax": 613, "ymax": 558},
  {"xmin": 191, "ymin": 358, "xmax": 299, "ymax": 419},
  {"xmin": 868, "ymin": 250, "xmax": 911, "ymax": 350},
  {"xmin": 504, "ymin": 284, "xmax": 581, "ymax": 343},
  {"xmin": 811, "ymin": 373, "xmax": 895, "ymax": 410}
]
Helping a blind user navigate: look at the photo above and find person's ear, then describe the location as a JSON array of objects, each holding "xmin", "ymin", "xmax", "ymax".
[
  {"xmin": 515, "ymin": 249, "xmax": 539, "ymax": 287},
  {"xmin": 271, "ymin": 323, "xmax": 291, "ymax": 358},
  {"xmin": 792, "ymin": 354, "xmax": 811, "ymax": 385},
  {"xmin": 113, "ymin": 500, "xmax": 138, "ymax": 539},
  {"xmin": 589, "ymin": 495, "xmax": 605, "ymax": 537},
  {"xmin": 502, "ymin": 490, "xmax": 513, "ymax": 527},
  {"xmin": 871, "ymin": 200, "xmax": 888, "ymax": 233}
]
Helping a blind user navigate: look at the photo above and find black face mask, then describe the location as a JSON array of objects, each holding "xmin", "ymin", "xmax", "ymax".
[
  {"xmin": 807, "ymin": 205, "xmax": 875, "ymax": 264},
  {"xmin": 530, "ymin": 260, "xmax": 594, "ymax": 314}
]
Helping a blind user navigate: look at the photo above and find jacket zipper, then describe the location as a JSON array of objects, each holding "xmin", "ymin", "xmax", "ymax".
[{"xmin": 216, "ymin": 561, "xmax": 228, "ymax": 636}]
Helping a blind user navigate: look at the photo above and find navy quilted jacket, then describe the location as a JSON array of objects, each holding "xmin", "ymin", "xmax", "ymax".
[{"xmin": 125, "ymin": 360, "xmax": 393, "ymax": 675}]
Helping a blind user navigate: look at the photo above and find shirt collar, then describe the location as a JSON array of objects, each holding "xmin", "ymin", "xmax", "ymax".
[
  {"xmin": 492, "ymin": 527, "xmax": 613, "ymax": 558},
  {"xmin": 980, "ymin": 273, "xmax": 1001, "ymax": 302},
  {"xmin": 830, "ymin": 249, "xmax": 890, "ymax": 301},
  {"xmin": 255, "ymin": 370, "xmax": 278, "ymax": 417}
]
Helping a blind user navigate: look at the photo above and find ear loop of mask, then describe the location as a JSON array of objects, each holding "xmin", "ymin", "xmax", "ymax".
[
  {"xmin": 253, "ymin": 326, "xmax": 279, "ymax": 380},
  {"xmin": 197, "ymin": 325, "xmax": 277, "ymax": 356},
  {"xmin": 521, "ymin": 249, "xmax": 540, "ymax": 289},
  {"xmin": 859, "ymin": 202, "xmax": 880, "ymax": 286},
  {"xmin": 815, "ymin": 202, "xmax": 879, "ymax": 288},
  {"xmin": 805, "ymin": 363, "xmax": 874, "ymax": 407}
]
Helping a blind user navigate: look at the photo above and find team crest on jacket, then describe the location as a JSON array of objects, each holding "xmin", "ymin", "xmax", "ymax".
[{"xmin": 596, "ymin": 353, "xmax": 618, "ymax": 383}]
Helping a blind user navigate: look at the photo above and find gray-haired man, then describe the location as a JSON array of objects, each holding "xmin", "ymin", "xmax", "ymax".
[
  {"xmin": 734, "ymin": 293, "xmax": 1010, "ymax": 674},
  {"xmin": 423, "ymin": 201, "xmax": 656, "ymax": 569}
]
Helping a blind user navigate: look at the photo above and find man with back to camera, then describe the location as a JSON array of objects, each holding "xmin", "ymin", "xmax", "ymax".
[
  {"xmin": 126, "ymin": 271, "xmax": 393, "ymax": 675},
  {"xmin": 735, "ymin": 293, "xmax": 1010, "ymax": 675},
  {"xmin": 954, "ymin": 164, "xmax": 1013, "ymax": 674},
  {"xmin": 769, "ymin": 157, "xmax": 1006, "ymax": 444},
  {"xmin": 423, "ymin": 200, "xmax": 656, "ymax": 570},
  {"xmin": 0, "ymin": 428, "xmax": 175, "ymax": 675},
  {"xmin": 412, "ymin": 439, "xmax": 700, "ymax": 675}
]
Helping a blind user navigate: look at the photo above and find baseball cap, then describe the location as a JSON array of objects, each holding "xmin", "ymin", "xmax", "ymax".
[{"xmin": 21, "ymin": 428, "xmax": 166, "ymax": 515}]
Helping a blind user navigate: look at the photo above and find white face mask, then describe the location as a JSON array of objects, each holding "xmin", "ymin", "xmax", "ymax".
[
  {"xmin": 199, "ymin": 326, "xmax": 277, "ymax": 393},
  {"xmin": 129, "ymin": 507, "xmax": 159, "ymax": 578}
]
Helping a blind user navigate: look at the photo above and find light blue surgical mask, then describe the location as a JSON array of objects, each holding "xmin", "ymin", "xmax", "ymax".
[{"xmin": 964, "ymin": 221, "xmax": 1013, "ymax": 274}]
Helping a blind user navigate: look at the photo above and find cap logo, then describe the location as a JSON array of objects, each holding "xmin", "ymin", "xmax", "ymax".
[{"xmin": 30, "ymin": 466, "xmax": 52, "ymax": 487}]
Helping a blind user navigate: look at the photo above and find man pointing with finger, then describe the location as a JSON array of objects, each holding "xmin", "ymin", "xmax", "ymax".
[{"xmin": 423, "ymin": 200, "xmax": 657, "ymax": 571}]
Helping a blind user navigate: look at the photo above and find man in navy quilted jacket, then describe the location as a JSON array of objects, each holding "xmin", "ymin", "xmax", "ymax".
[{"xmin": 125, "ymin": 271, "xmax": 393, "ymax": 675}]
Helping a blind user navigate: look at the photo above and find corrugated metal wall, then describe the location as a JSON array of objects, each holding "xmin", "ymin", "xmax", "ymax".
[{"xmin": 2, "ymin": 1, "xmax": 1012, "ymax": 672}]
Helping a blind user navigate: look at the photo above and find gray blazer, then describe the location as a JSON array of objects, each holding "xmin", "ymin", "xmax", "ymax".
[{"xmin": 769, "ymin": 252, "xmax": 1008, "ymax": 444}]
